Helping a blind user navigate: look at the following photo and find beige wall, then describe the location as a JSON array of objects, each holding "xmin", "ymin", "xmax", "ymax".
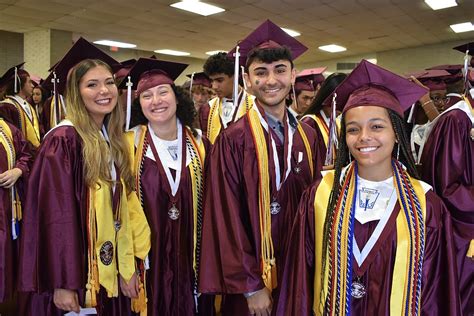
[{"xmin": 0, "ymin": 30, "xmax": 23, "ymax": 74}]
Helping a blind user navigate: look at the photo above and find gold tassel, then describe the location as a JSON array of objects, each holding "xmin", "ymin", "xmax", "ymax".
[
  {"xmin": 467, "ymin": 239, "xmax": 474, "ymax": 259},
  {"xmin": 132, "ymin": 277, "xmax": 147, "ymax": 314},
  {"xmin": 262, "ymin": 259, "xmax": 277, "ymax": 290}
]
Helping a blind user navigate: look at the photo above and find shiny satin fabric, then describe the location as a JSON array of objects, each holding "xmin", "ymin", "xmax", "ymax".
[
  {"xmin": 0, "ymin": 122, "xmax": 32, "ymax": 303},
  {"xmin": 199, "ymin": 110, "xmax": 322, "ymax": 315},
  {"xmin": 278, "ymin": 180, "xmax": 461, "ymax": 315},
  {"xmin": 420, "ymin": 108, "xmax": 474, "ymax": 315}
]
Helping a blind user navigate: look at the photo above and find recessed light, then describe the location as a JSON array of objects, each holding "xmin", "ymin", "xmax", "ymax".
[
  {"xmin": 154, "ymin": 49, "xmax": 191, "ymax": 56},
  {"xmin": 206, "ymin": 50, "xmax": 227, "ymax": 55},
  {"xmin": 318, "ymin": 44, "xmax": 347, "ymax": 53},
  {"xmin": 281, "ymin": 27, "xmax": 301, "ymax": 37},
  {"xmin": 367, "ymin": 58, "xmax": 378, "ymax": 64},
  {"xmin": 93, "ymin": 40, "xmax": 136, "ymax": 49},
  {"xmin": 424, "ymin": 0, "xmax": 457, "ymax": 10},
  {"xmin": 450, "ymin": 22, "xmax": 474, "ymax": 33},
  {"xmin": 170, "ymin": 0, "xmax": 225, "ymax": 16}
]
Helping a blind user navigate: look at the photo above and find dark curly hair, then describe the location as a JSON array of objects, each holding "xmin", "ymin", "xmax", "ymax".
[
  {"xmin": 130, "ymin": 84, "xmax": 197, "ymax": 136},
  {"xmin": 203, "ymin": 52, "xmax": 234, "ymax": 77},
  {"xmin": 244, "ymin": 46, "xmax": 293, "ymax": 72}
]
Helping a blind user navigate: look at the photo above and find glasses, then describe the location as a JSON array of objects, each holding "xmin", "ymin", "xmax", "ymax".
[{"xmin": 431, "ymin": 96, "xmax": 449, "ymax": 105}]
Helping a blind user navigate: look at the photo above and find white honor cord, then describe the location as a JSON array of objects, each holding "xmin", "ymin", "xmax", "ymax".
[
  {"xmin": 149, "ymin": 120, "xmax": 183, "ymax": 196},
  {"xmin": 252, "ymin": 106, "xmax": 294, "ymax": 191}
]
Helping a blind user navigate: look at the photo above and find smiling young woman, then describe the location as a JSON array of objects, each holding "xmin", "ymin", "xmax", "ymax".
[
  {"xmin": 279, "ymin": 60, "xmax": 461, "ymax": 316},
  {"xmin": 19, "ymin": 56, "xmax": 150, "ymax": 316}
]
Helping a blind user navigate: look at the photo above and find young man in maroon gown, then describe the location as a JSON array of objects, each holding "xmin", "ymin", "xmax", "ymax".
[{"xmin": 199, "ymin": 20, "xmax": 323, "ymax": 316}]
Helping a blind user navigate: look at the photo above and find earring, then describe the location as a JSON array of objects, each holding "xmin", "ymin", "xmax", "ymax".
[
  {"xmin": 396, "ymin": 143, "xmax": 400, "ymax": 161},
  {"xmin": 349, "ymin": 153, "xmax": 352, "ymax": 163}
]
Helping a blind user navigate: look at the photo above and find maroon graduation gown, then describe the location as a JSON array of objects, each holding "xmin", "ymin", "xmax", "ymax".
[
  {"xmin": 18, "ymin": 126, "xmax": 134, "ymax": 316},
  {"xmin": 0, "ymin": 122, "xmax": 33, "ymax": 303},
  {"xmin": 420, "ymin": 108, "xmax": 474, "ymax": 315},
  {"xmin": 199, "ymin": 110, "xmax": 323, "ymax": 315},
  {"xmin": 198, "ymin": 104, "xmax": 210, "ymax": 136},
  {"xmin": 138, "ymin": 127, "xmax": 214, "ymax": 316},
  {"xmin": 279, "ymin": 181, "xmax": 461, "ymax": 315}
]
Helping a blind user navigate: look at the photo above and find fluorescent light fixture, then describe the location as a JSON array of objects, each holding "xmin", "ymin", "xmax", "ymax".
[
  {"xmin": 154, "ymin": 49, "xmax": 191, "ymax": 56},
  {"xmin": 318, "ymin": 44, "xmax": 347, "ymax": 53},
  {"xmin": 206, "ymin": 50, "xmax": 227, "ymax": 55},
  {"xmin": 170, "ymin": 0, "xmax": 225, "ymax": 16},
  {"xmin": 367, "ymin": 58, "xmax": 378, "ymax": 64},
  {"xmin": 424, "ymin": 0, "xmax": 457, "ymax": 10},
  {"xmin": 93, "ymin": 40, "xmax": 136, "ymax": 48},
  {"xmin": 281, "ymin": 27, "xmax": 301, "ymax": 37},
  {"xmin": 450, "ymin": 22, "xmax": 474, "ymax": 33}
]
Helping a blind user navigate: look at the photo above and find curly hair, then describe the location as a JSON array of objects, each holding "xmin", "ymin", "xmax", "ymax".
[
  {"xmin": 131, "ymin": 84, "xmax": 197, "ymax": 136},
  {"xmin": 65, "ymin": 59, "xmax": 135, "ymax": 192},
  {"xmin": 203, "ymin": 52, "xmax": 234, "ymax": 77},
  {"xmin": 244, "ymin": 46, "xmax": 293, "ymax": 72}
]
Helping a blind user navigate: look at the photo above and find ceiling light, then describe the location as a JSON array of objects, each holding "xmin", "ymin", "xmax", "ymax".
[
  {"xmin": 206, "ymin": 50, "xmax": 227, "ymax": 55},
  {"xmin": 281, "ymin": 27, "xmax": 301, "ymax": 37},
  {"xmin": 93, "ymin": 40, "xmax": 136, "ymax": 48},
  {"xmin": 367, "ymin": 58, "xmax": 378, "ymax": 64},
  {"xmin": 318, "ymin": 44, "xmax": 347, "ymax": 53},
  {"xmin": 154, "ymin": 49, "xmax": 191, "ymax": 56},
  {"xmin": 424, "ymin": 0, "xmax": 457, "ymax": 10},
  {"xmin": 450, "ymin": 22, "xmax": 474, "ymax": 33},
  {"xmin": 170, "ymin": 0, "xmax": 225, "ymax": 16}
]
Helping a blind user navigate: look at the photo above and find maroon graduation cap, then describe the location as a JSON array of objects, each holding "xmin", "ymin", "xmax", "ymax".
[
  {"xmin": 0, "ymin": 62, "xmax": 29, "ymax": 92},
  {"xmin": 227, "ymin": 19, "xmax": 308, "ymax": 65},
  {"xmin": 114, "ymin": 58, "xmax": 137, "ymax": 83},
  {"xmin": 297, "ymin": 67, "xmax": 327, "ymax": 87},
  {"xmin": 43, "ymin": 37, "xmax": 119, "ymax": 95},
  {"xmin": 331, "ymin": 59, "xmax": 428, "ymax": 116},
  {"xmin": 187, "ymin": 72, "xmax": 211, "ymax": 89}
]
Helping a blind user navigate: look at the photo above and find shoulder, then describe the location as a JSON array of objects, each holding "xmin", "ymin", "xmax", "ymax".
[
  {"xmin": 42, "ymin": 125, "xmax": 81, "ymax": 148},
  {"xmin": 423, "ymin": 189, "xmax": 448, "ymax": 229}
]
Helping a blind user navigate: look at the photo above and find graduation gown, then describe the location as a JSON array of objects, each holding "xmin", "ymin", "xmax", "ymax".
[
  {"xmin": 199, "ymin": 105, "xmax": 323, "ymax": 315},
  {"xmin": 419, "ymin": 106, "xmax": 474, "ymax": 315},
  {"xmin": 279, "ymin": 179, "xmax": 461, "ymax": 316},
  {"xmin": 18, "ymin": 126, "xmax": 139, "ymax": 316},
  {"xmin": 133, "ymin": 125, "xmax": 214, "ymax": 316},
  {"xmin": 0, "ymin": 121, "xmax": 32, "ymax": 303},
  {"xmin": 301, "ymin": 114, "xmax": 331, "ymax": 166}
]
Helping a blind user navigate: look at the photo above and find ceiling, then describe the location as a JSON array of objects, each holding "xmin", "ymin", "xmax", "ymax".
[{"xmin": 1, "ymin": 0, "xmax": 473, "ymax": 64}]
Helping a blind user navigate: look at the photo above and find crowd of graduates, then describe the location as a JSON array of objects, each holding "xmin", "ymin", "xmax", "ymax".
[{"xmin": 0, "ymin": 19, "xmax": 472, "ymax": 316}]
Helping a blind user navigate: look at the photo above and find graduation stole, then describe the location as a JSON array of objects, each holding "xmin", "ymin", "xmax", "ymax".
[
  {"xmin": 313, "ymin": 160, "xmax": 426, "ymax": 316},
  {"xmin": 306, "ymin": 113, "xmax": 330, "ymax": 147},
  {"xmin": 0, "ymin": 119, "xmax": 22, "ymax": 240},
  {"xmin": 85, "ymin": 163, "xmax": 136, "ymax": 308},
  {"xmin": 1, "ymin": 97, "xmax": 40, "ymax": 147},
  {"xmin": 247, "ymin": 106, "xmax": 313, "ymax": 291},
  {"xmin": 133, "ymin": 124, "xmax": 206, "ymax": 297},
  {"xmin": 206, "ymin": 91, "xmax": 252, "ymax": 144}
]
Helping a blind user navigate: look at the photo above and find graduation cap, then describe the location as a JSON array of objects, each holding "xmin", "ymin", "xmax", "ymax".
[
  {"xmin": 187, "ymin": 72, "xmax": 211, "ymax": 89},
  {"xmin": 297, "ymin": 67, "xmax": 327, "ymax": 87},
  {"xmin": 228, "ymin": 19, "xmax": 307, "ymax": 65},
  {"xmin": 406, "ymin": 69, "xmax": 450, "ymax": 91},
  {"xmin": 114, "ymin": 58, "xmax": 137, "ymax": 82},
  {"xmin": 426, "ymin": 64, "xmax": 463, "ymax": 75},
  {"xmin": 43, "ymin": 37, "xmax": 119, "ymax": 95},
  {"xmin": 0, "ymin": 62, "xmax": 29, "ymax": 93},
  {"xmin": 118, "ymin": 57, "xmax": 188, "ymax": 129},
  {"xmin": 332, "ymin": 59, "xmax": 428, "ymax": 116}
]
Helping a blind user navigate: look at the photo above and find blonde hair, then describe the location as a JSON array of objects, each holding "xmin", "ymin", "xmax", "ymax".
[{"xmin": 65, "ymin": 59, "xmax": 134, "ymax": 192}]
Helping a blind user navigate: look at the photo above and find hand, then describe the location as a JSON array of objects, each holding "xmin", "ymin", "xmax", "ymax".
[
  {"xmin": 409, "ymin": 76, "xmax": 431, "ymax": 103},
  {"xmin": 120, "ymin": 273, "xmax": 139, "ymax": 298},
  {"xmin": 53, "ymin": 288, "xmax": 80, "ymax": 313},
  {"xmin": 246, "ymin": 287, "xmax": 272, "ymax": 316},
  {"xmin": 0, "ymin": 168, "xmax": 22, "ymax": 188}
]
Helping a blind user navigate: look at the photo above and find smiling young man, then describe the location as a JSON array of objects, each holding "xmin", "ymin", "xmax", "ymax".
[
  {"xmin": 199, "ymin": 20, "xmax": 323, "ymax": 316},
  {"xmin": 201, "ymin": 52, "xmax": 253, "ymax": 144}
]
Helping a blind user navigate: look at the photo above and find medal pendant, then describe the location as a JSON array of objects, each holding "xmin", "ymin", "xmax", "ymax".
[
  {"xmin": 168, "ymin": 204, "xmax": 180, "ymax": 220},
  {"xmin": 114, "ymin": 220, "xmax": 121, "ymax": 231},
  {"xmin": 270, "ymin": 201, "xmax": 281, "ymax": 215},
  {"xmin": 351, "ymin": 280, "xmax": 366, "ymax": 299},
  {"xmin": 294, "ymin": 165, "xmax": 301, "ymax": 174}
]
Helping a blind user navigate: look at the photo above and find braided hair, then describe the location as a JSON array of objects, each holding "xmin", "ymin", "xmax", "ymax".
[{"xmin": 318, "ymin": 107, "xmax": 419, "ymax": 310}]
